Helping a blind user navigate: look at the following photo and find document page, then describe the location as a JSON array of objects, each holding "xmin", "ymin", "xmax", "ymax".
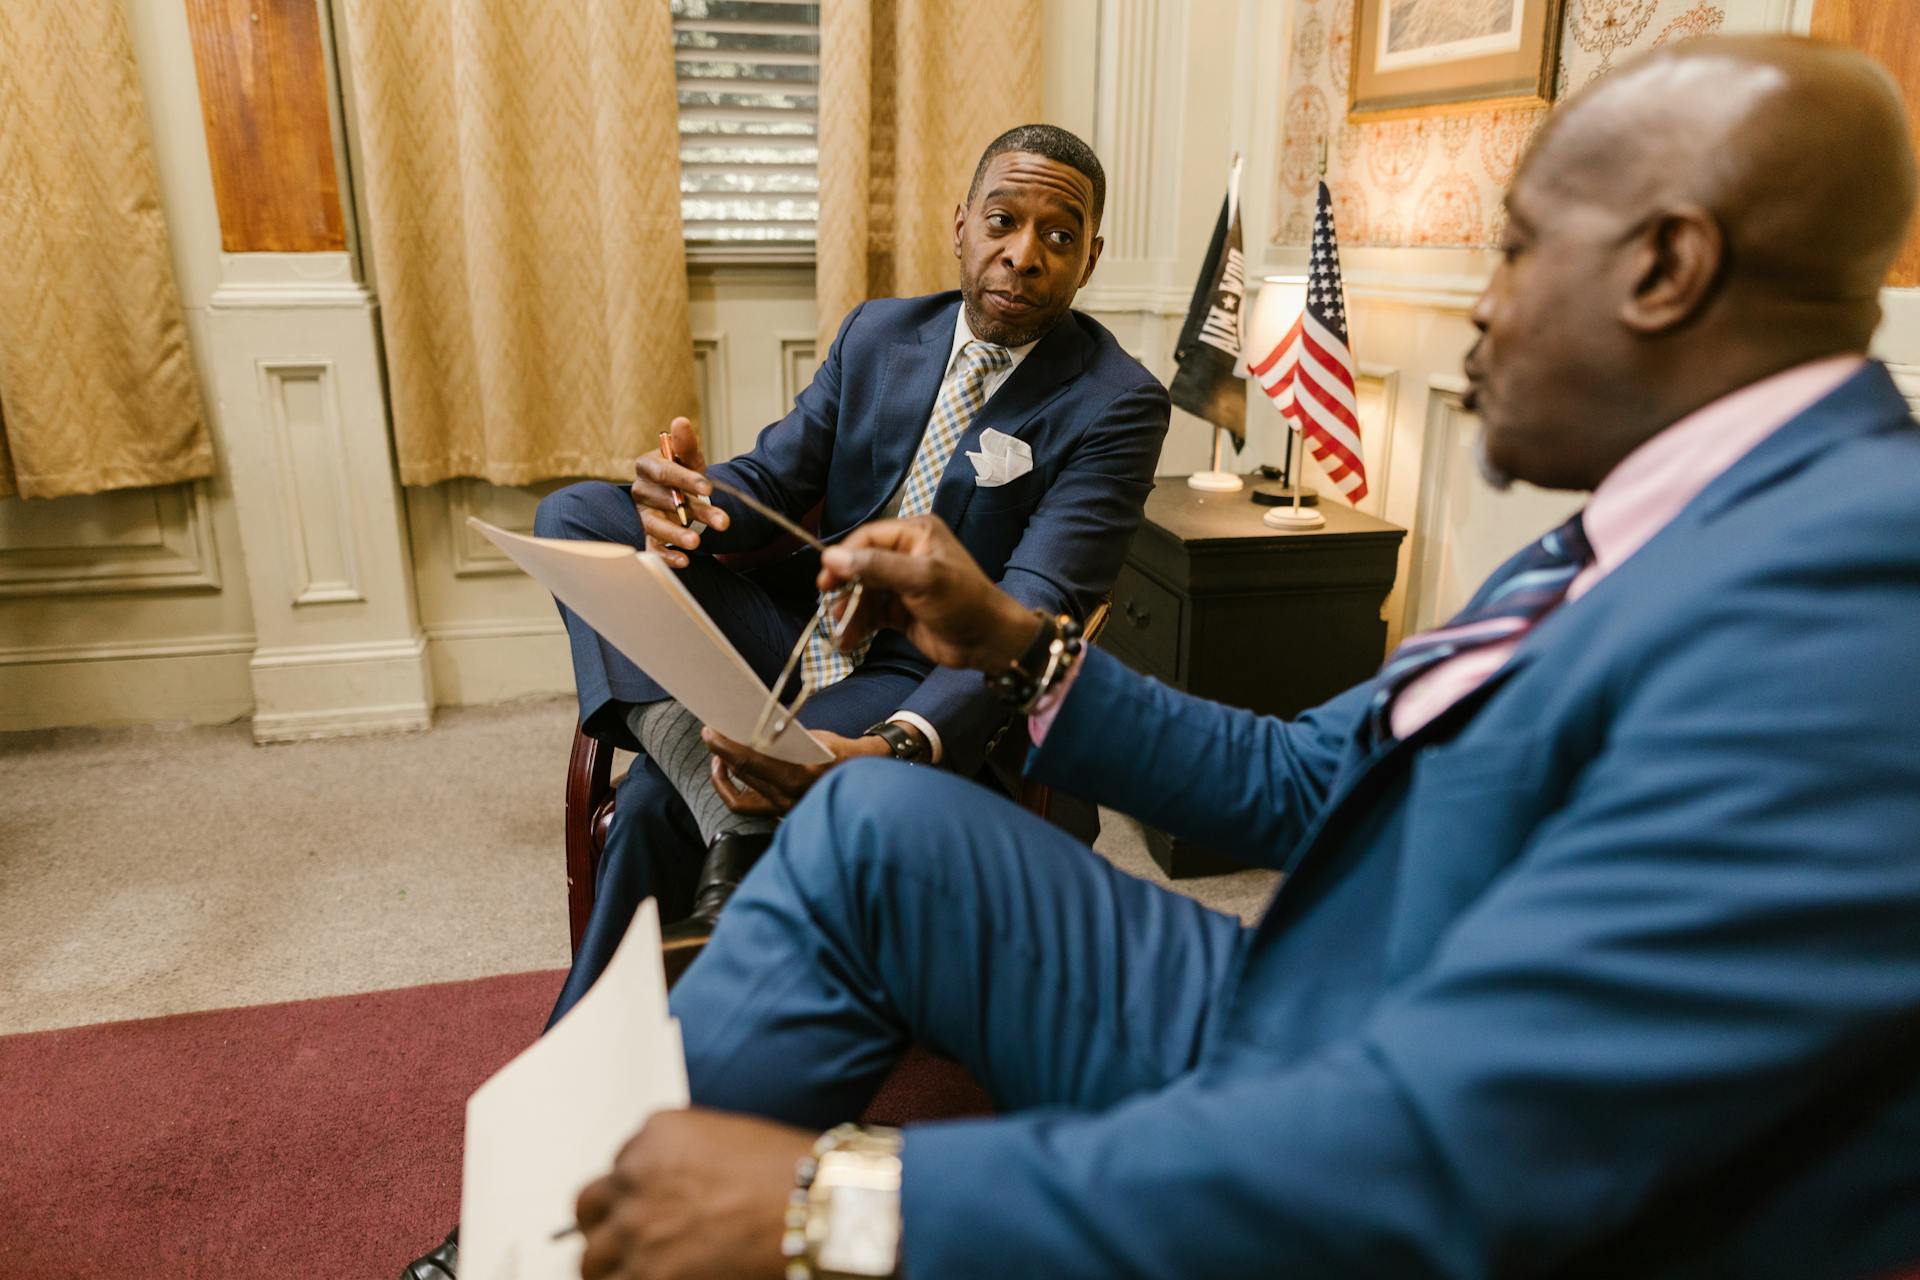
[
  {"xmin": 460, "ymin": 899, "xmax": 687, "ymax": 1280},
  {"xmin": 469, "ymin": 519, "xmax": 831, "ymax": 765}
]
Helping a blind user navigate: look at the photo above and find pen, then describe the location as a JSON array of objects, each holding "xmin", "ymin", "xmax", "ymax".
[
  {"xmin": 659, "ymin": 431, "xmax": 693, "ymax": 528},
  {"xmin": 551, "ymin": 1223, "xmax": 581, "ymax": 1242}
]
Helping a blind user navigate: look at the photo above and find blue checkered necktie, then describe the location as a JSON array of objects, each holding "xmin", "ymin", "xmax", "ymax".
[
  {"xmin": 799, "ymin": 339, "xmax": 1014, "ymax": 691},
  {"xmin": 1368, "ymin": 512, "xmax": 1593, "ymax": 744}
]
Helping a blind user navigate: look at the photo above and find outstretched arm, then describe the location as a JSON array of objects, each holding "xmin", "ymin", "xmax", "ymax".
[{"xmin": 820, "ymin": 517, "xmax": 1365, "ymax": 864}]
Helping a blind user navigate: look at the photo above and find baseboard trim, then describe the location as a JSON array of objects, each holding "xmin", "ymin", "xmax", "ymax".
[
  {"xmin": 250, "ymin": 701, "xmax": 433, "ymax": 743},
  {"xmin": 249, "ymin": 634, "xmax": 430, "ymax": 670},
  {"xmin": 248, "ymin": 632, "xmax": 435, "ymax": 742},
  {"xmin": 425, "ymin": 619, "xmax": 572, "ymax": 707},
  {"xmin": 0, "ymin": 644, "xmax": 254, "ymax": 731},
  {"xmin": 0, "ymin": 633, "xmax": 256, "ymax": 667}
]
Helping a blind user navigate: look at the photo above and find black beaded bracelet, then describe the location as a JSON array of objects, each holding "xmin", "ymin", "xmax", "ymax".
[{"xmin": 988, "ymin": 611, "xmax": 1084, "ymax": 713}]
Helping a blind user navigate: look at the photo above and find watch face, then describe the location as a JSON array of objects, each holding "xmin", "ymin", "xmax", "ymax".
[{"xmin": 817, "ymin": 1184, "xmax": 901, "ymax": 1275}]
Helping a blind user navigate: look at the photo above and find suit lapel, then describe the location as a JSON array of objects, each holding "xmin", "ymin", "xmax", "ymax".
[
  {"xmin": 854, "ymin": 303, "xmax": 961, "ymax": 529},
  {"xmin": 930, "ymin": 316, "xmax": 1092, "ymax": 526}
]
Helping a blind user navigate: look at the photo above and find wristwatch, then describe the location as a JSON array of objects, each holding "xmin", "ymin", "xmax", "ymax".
[
  {"xmin": 785, "ymin": 1124, "xmax": 903, "ymax": 1279},
  {"xmin": 864, "ymin": 719, "xmax": 927, "ymax": 763}
]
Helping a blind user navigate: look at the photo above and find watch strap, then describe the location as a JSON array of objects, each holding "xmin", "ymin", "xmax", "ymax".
[{"xmin": 863, "ymin": 719, "xmax": 924, "ymax": 762}]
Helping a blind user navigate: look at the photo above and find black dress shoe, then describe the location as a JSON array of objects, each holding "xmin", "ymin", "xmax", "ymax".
[
  {"xmin": 661, "ymin": 830, "xmax": 773, "ymax": 985},
  {"xmin": 399, "ymin": 1227, "xmax": 458, "ymax": 1279}
]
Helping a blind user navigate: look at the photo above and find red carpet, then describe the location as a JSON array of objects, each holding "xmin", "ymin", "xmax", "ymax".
[
  {"xmin": 0, "ymin": 970, "xmax": 562, "ymax": 1279},
  {"xmin": 0, "ymin": 971, "xmax": 988, "ymax": 1279}
]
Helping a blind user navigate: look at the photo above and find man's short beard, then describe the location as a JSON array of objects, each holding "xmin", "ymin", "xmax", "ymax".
[
  {"xmin": 1475, "ymin": 434, "xmax": 1515, "ymax": 492},
  {"xmin": 962, "ymin": 295, "xmax": 1051, "ymax": 349}
]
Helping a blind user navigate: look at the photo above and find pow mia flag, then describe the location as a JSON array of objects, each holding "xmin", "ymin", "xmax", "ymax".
[{"xmin": 1170, "ymin": 159, "xmax": 1248, "ymax": 446}]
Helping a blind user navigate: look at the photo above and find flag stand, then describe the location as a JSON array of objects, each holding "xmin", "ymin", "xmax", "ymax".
[
  {"xmin": 1187, "ymin": 426, "xmax": 1244, "ymax": 492},
  {"xmin": 1263, "ymin": 429, "xmax": 1325, "ymax": 528}
]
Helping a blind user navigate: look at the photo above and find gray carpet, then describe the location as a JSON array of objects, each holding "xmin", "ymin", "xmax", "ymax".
[{"xmin": 0, "ymin": 699, "xmax": 1276, "ymax": 1036}]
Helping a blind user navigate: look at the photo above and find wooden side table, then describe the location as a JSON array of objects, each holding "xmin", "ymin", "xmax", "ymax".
[{"xmin": 1096, "ymin": 476, "xmax": 1406, "ymax": 877}]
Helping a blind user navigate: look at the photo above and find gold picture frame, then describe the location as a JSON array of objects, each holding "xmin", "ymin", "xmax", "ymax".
[{"xmin": 1349, "ymin": 0, "xmax": 1567, "ymax": 122}]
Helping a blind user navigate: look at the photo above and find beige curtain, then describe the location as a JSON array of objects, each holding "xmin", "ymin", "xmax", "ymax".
[
  {"xmin": 340, "ymin": 1, "xmax": 696, "ymax": 487},
  {"xmin": 816, "ymin": 0, "xmax": 1044, "ymax": 354},
  {"xmin": 0, "ymin": 2, "xmax": 213, "ymax": 501}
]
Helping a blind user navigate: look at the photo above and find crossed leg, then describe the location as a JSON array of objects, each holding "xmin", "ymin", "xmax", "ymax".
[{"xmin": 670, "ymin": 758, "xmax": 1251, "ymax": 1126}]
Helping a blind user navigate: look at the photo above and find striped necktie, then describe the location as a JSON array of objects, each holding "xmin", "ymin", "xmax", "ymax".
[
  {"xmin": 1368, "ymin": 512, "xmax": 1593, "ymax": 743},
  {"xmin": 799, "ymin": 339, "xmax": 1013, "ymax": 691}
]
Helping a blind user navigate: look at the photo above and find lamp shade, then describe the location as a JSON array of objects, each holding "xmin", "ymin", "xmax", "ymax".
[{"xmin": 1245, "ymin": 276, "xmax": 1308, "ymax": 371}]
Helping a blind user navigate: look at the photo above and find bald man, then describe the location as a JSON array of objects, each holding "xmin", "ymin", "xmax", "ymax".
[{"xmin": 572, "ymin": 38, "xmax": 1920, "ymax": 1280}]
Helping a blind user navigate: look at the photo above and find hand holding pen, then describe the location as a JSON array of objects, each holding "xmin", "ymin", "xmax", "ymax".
[{"xmin": 630, "ymin": 417, "xmax": 728, "ymax": 569}]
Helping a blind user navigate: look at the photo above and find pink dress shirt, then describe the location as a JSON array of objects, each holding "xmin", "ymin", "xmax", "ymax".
[{"xmin": 1033, "ymin": 356, "xmax": 1864, "ymax": 747}]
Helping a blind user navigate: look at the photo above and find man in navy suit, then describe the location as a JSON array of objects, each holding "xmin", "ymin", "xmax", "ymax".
[
  {"xmin": 571, "ymin": 38, "xmax": 1920, "ymax": 1280},
  {"xmin": 534, "ymin": 124, "xmax": 1169, "ymax": 1019}
]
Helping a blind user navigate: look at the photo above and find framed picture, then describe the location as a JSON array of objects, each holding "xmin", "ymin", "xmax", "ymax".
[{"xmin": 1349, "ymin": 0, "xmax": 1567, "ymax": 121}]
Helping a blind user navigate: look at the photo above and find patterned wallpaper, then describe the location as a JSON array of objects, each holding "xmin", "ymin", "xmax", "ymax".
[{"xmin": 1271, "ymin": 0, "xmax": 1731, "ymax": 249}]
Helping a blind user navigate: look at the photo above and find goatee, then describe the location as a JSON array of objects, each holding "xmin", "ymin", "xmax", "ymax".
[{"xmin": 1475, "ymin": 434, "xmax": 1514, "ymax": 492}]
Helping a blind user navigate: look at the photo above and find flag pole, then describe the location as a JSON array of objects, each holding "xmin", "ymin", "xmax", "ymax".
[
  {"xmin": 1178, "ymin": 154, "xmax": 1247, "ymax": 494},
  {"xmin": 1264, "ymin": 426, "xmax": 1325, "ymax": 529}
]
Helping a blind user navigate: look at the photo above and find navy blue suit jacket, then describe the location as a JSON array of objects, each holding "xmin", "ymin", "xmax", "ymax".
[
  {"xmin": 700, "ymin": 292, "xmax": 1169, "ymax": 774},
  {"xmin": 914, "ymin": 361, "xmax": 1920, "ymax": 1276}
]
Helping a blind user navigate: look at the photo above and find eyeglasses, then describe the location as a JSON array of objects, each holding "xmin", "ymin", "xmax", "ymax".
[
  {"xmin": 747, "ymin": 580, "xmax": 864, "ymax": 752},
  {"xmin": 701, "ymin": 477, "xmax": 865, "ymax": 754}
]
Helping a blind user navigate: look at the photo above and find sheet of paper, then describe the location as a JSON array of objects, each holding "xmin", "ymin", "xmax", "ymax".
[
  {"xmin": 460, "ymin": 899, "xmax": 688, "ymax": 1280},
  {"xmin": 469, "ymin": 518, "xmax": 831, "ymax": 765}
]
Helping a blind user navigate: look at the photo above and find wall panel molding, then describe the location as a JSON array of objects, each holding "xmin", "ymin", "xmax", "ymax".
[
  {"xmin": 692, "ymin": 333, "xmax": 732, "ymax": 458},
  {"xmin": 1343, "ymin": 271, "xmax": 1489, "ymax": 315},
  {"xmin": 778, "ymin": 335, "xmax": 818, "ymax": 412},
  {"xmin": 259, "ymin": 359, "xmax": 363, "ymax": 605},
  {"xmin": 1072, "ymin": 285, "xmax": 1191, "ymax": 316},
  {"xmin": 1404, "ymin": 374, "xmax": 1584, "ymax": 635},
  {"xmin": 1353, "ymin": 364, "xmax": 1399, "ymax": 518},
  {"xmin": 1404, "ymin": 381, "xmax": 1472, "ymax": 635},
  {"xmin": 1099, "ymin": 0, "xmax": 1164, "ymax": 261},
  {"xmin": 1888, "ymin": 362, "xmax": 1920, "ymax": 415},
  {"xmin": 446, "ymin": 479, "xmax": 549, "ymax": 579},
  {"xmin": 0, "ymin": 482, "xmax": 222, "ymax": 598}
]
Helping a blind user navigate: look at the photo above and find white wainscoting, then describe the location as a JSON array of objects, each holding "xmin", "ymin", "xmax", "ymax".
[
  {"xmin": 0, "ymin": 482, "xmax": 220, "ymax": 599},
  {"xmin": 0, "ymin": 479, "xmax": 256, "ymax": 731},
  {"xmin": 259, "ymin": 360, "xmax": 365, "ymax": 607}
]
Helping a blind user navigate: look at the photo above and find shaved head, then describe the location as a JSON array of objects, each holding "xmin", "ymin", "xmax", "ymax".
[
  {"xmin": 1525, "ymin": 35, "xmax": 1915, "ymax": 319},
  {"xmin": 1467, "ymin": 36, "xmax": 1917, "ymax": 492}
]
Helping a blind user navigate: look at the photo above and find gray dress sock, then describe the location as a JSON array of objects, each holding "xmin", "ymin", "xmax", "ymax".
[{"xmin": 626, "ymin": 700, "xmax": 778, "ymax": 846}]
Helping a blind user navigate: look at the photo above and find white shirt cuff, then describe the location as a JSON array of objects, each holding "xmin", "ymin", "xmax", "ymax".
[{"xmin": 887, "ymin": 711, "xmax": 943, "ymax": 765}]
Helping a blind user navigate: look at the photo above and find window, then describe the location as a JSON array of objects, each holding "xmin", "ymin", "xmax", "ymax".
[{"xmin": 672, "ymin": 0, "xmax": 820, "ymax": 250}]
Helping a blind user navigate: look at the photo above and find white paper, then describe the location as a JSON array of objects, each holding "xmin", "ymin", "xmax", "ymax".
[
  {"xmin": 966, "ymin": 428, "xmax": 1033, "ymax": 487},
  {"xmin": 468, "ymin": 518, "xmax": 831, "ymax": 765},
  {"xmin": 460, "ymin": 899, "xmax": 689, "ymax": 1280}
]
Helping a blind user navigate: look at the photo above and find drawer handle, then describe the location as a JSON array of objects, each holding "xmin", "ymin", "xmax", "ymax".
[{"xmin": 1123, "ymin": 598, "xmax": 1151, "ymax": 628}]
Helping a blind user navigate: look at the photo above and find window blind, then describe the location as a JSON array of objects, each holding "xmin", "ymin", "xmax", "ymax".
[{"xmin": 672, "ymin": 0, "xmax": 820, "ymax": 246}]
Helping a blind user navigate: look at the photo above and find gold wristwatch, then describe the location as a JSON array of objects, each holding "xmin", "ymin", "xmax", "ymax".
[{"xmin": 785, "ymin": 1124, "xmax": 903, "ymax": 1279}]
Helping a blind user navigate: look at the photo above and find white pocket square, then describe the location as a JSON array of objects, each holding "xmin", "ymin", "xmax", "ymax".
[{"xmin": 966, "ymin": 428, "xmax": 1034, "ymax": 488}]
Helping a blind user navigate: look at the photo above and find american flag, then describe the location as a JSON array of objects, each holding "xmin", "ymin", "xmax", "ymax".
[{"xmin": 1249, "ymin": 181, "xmax": 1368, "ymax": 503}]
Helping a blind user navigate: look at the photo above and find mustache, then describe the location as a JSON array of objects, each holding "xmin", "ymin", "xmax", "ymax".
[{"xmin": 981, "ymin": 282, "xmax": 1043, "ymax": 304}]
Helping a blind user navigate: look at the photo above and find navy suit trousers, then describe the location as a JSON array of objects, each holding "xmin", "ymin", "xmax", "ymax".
[
  {"xmin": 669, "ymin": 758, "xmax": 1251, "ymax": 1126},
  {"xmin": 537, "ymin": 482, "xmax": 927, "ymax": 1022}
]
